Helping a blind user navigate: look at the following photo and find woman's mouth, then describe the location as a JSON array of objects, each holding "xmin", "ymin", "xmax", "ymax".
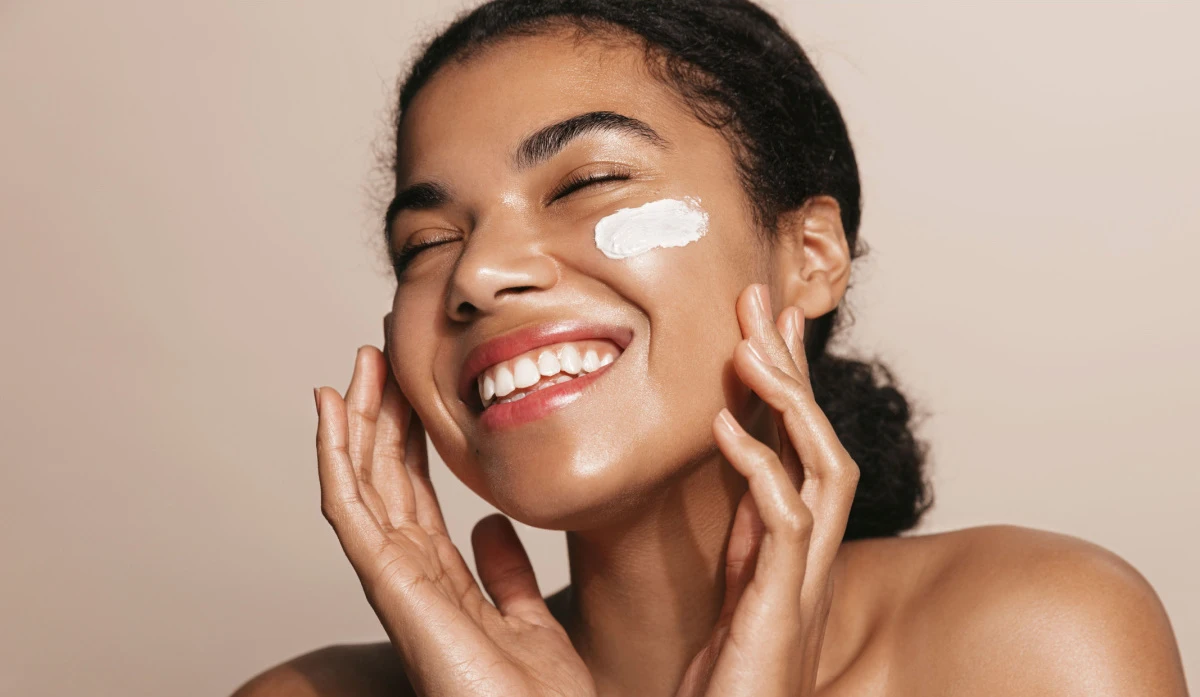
[
  {"xmin": 458, "ymin": 321, "xmax": 633, "ymax": 430},
  {"xmin": 477, "ymin": 339, "xmax": 618, "ymax": 408}
]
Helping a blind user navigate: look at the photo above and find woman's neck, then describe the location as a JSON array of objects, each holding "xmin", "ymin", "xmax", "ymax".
[{"xmin": 561, "ymin": 451, "xmax": 749, "ymax": 697}]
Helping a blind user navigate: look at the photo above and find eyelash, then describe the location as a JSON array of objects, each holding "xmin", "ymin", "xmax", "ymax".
[
  {"xmin": 392, "ymin": 231, "xmax": 460, "ymax": 275},
  {"xmin": 392, "ymin": 169, "xmax": 633, "ymax": 275},
  {"xmin": 549, "ymin": 168, "xmax": 632, "ymax": 201}
]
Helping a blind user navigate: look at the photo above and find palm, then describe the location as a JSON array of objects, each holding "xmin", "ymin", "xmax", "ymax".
[
  {"xmin": 316, "ymin": 346, "xmax": 593, "ymax": 697},
  {"xmin": 371, "ymin": 521, "xmax": 588, "ymax": 696}
]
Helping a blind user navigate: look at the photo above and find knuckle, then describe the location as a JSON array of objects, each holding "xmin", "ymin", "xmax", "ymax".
[
  {"xmin": 747, "ymin": 444, "xmax": 781, "ymax": 474},
  {"xmin": 747, "ymin": 436, "xmax": 776, "ymax": 460},
  {"xmin": 320, "ymin": 494, "xmax": 356, "ymax": 527},
  {"xmin": 784, "ymin": 373, "xmax": 813, "ymax": 399},
  {"xmin": 833, "ymin": 460, "xmax": 861, "ymax": 489},
  {"xmin": 348, "ymin": 420, "xmax": 371, "ymax": 443},
  {"xmin": 782, "ymin": 375, "xmax": 806, "ymax": 397},
  {"xmin": 374, "ymin": 441, "xmax": 405, "ymax": 463},
  {"xmin": 781, "ymin": 391, "xmax": 812, "ymax": 422},
  {"xmin": 781, "ymin": 504, "xmax": 814, "ymax": 538}
]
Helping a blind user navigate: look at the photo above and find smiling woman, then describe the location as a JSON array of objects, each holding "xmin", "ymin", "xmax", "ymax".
[{"xmin": 233, "ymin": 1, "xmax": 1188, "ymax": 696}]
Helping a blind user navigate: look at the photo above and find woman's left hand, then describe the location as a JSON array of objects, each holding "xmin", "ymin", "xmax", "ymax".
[{"xmin": 675, "ymin": 283, "xmax": 860, "ymax": 697}]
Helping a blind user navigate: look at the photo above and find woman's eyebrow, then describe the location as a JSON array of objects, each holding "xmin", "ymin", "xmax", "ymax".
[
  {"xmin": 512, "ymin": 110, "xmax": 670, "ymax": 171},
  {"xmin": 385, "ymin": 111, "xmax": 668, "ymax": 238},
  {"xmin": 385, "ymin": 181, "xmax": 452, "ymax": 245}
]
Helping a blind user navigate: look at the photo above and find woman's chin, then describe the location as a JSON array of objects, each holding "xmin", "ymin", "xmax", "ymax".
[{"xmin": 476, "ymin": 458, "xmax": 662, "ymax": 531}]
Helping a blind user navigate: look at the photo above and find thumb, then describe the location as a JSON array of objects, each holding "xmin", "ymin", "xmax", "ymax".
[
  {"xmin": 718, "ymin": 490, "xmax": 765, "ymax": 625},
  {"xmin": 471, "ymin": 513, "xmax": 554, "ymax": 626}
]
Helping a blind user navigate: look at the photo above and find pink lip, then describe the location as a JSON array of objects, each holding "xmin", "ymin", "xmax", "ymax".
[
  {"xmin": 457, "ymin": 320, "xmax": 634, "ymax": 409},
  {"xmin": 479, "ymin": 362, "xmax": 615, "ymax": 430}
]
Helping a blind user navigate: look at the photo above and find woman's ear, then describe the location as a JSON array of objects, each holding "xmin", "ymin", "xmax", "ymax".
[{"xmin": 772, "ymin": 195, "xmax": 851, "ymax": 318}]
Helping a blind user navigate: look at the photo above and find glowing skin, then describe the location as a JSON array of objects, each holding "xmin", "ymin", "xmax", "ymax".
[
  {"xmin": 257, "ymin": 26, "xmax": 1190, "ymax": 697},
  {"xmin": 593, "ymin": 196, "xmax": 709, "ymax": 259}
]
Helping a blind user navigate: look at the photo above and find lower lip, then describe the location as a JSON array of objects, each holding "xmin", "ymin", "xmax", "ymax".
[{"xmin": 479, "ymin": 363, "xmax": 614, "ymax": 431}]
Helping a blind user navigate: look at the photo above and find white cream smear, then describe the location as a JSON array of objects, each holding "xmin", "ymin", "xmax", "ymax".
[{"xmin": 593, "ymin": 196, "xmax": 709, "ymax": 259}]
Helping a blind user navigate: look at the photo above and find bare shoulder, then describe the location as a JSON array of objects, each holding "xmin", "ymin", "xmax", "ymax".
[
  {"xmin": 229, "ymin": 642, "xmax": 412, "ymax": 697},
  {"xmin": 849, "ymin": 525, "xmax": 1188, "ymax": 696}
]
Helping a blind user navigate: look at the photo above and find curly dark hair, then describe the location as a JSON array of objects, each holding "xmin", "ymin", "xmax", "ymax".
[{"xmin": 386, "ymin": 0, "xmax": 933, "ymax": 539}]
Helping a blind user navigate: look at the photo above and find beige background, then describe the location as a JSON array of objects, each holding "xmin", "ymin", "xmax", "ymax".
[{"xmin": 2, "ymin": 2, "xmax": 1196, "ymax": 695}]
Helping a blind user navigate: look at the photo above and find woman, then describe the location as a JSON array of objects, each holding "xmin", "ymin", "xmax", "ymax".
[{"xmin": 236, "ymin": 1, "xmax": 1188, "ymax": 694}]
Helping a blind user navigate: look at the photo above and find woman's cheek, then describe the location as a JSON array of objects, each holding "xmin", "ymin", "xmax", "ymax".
[
  {"xmin": 589, "ymin": 196, "xmax": 748, "ymax": 325},
  {"xmin": 594, "ymin": 196, "xmax": 754, "ymax": 433},
  {"xmin": 593, "ymin": 195, "xmax": 748, "ymax": 441},
  {"xmin": 389, "ymin": 290, "xmax": 450, "ymax": 422},
  {"xmin": 592, "ymin": 195, "xmax": 709, "ymax": 259}
]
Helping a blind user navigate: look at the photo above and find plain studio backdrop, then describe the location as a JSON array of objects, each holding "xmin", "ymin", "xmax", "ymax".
[{"xmin": 2, "ymin": 2, "xmax": 1197, "ymax": 695}]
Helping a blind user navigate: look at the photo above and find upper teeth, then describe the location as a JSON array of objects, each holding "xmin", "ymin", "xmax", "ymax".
[{"xmin": 478, "ymin": 340, "xmax": 618, "ymax": 408}]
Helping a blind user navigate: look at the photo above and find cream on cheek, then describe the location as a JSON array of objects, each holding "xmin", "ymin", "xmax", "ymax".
[{"xmin": 593, "ymin": 196, "xmax": 709, "ymax": 259}]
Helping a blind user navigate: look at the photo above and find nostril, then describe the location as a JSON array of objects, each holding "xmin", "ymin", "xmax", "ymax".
[
  {"xmin": 456, "ymin": 301, "xmax": 478, "ymax": 316},
  {"xmin": 497, "ymin": 285, "xmax": 538, "ymax": 297}
]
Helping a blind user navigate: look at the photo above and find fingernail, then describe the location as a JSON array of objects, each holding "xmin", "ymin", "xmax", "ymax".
[
  {"xmin": 746, "ymin": 337, "xmax": 770, "ymax": 365},
  {"xmin": 786, "ymin": 308, "xmax": 801, "ymax": 343},
  {"xmin": 313, "ymin": 387, "xmax": 321, "ymax": 414},
  {"xmin": 754, "ymin": 284, "xmax": 773, "ymax": 318},
  {"xmin": 716, "ymin": 408, "xmax": 739, "ymax": 433},
  {"xmin": 793, "ymin": 310, "xmax": 806, "ymax": 344}
]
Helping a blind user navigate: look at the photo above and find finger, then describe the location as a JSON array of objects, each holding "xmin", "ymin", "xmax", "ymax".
[
  {"xmin": 345, "ymin": 345, "xmax": 386, "ymax": 475},
  {"xmin": 771, "ymin": 299, "xmax": 855, "ymax": 556},
  {"xmin": 732, "ymin": 339, "xmax": 849, "ymax": 485},
  {"xmin": 736, "ymin": 284, "xmax": 801, "ymax": 381},
  {"xmin": 768, "ymin": 305, "xmax": 806, "ymax": 489},
  {"xmin": 403, "ymin": 416, "xmax": 475, "ymax": 600},
  {"xmin": 774, "ymin": 302, "xmax": 811, "ymax": 385},
  {"xmin": 731, "ymin": 340, "xmax": 858, "ymax": 576},
  {"xmin": 471, "ymin": 514, "xmax": 556, "ymax": 627},
  {"xmin": 716, "ymin": 489, "xmax": 765, "ymax": 627},
  {"xmin": 777, "ymin": 304, "xmax": 805, "ymax": 370},
  {"xmin": 401, "ymin": 411, "xmax": 451, "ymax": 536},
  {"xmin": 379, "ymin": 329, "xmax": 448, "ymax": 536},
  {"xmin": 371, "ymin": 356, "xmax": 418, "ymax": 528},
  {"xmin": 737, "ymin": 286, "xmax": 807, "ymax": 490},
  {"xmin": 775, "ymin": 306, "xmax": 807, "ymax": 481},
  {"xmin": 315, "ymin": 386, "xmax": 390, "ymax": 570},
  {"xmin": 713, "ymin": 408, "xmax": 812, "ymax": 595},
  {"xmin": 343, "ymin": 346, "xmax": 392, "ymax": 524}
]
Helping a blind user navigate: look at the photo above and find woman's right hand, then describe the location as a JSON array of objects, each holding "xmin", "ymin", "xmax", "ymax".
[{"xmin": 314, "ymin": 345, "xmax": 595, "ymax": 697}]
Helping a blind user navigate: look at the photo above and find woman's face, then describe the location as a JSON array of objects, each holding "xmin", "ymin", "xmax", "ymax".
[{"xmin": 386, "ymin": 29, "xmax": 774, "ymax": 528}]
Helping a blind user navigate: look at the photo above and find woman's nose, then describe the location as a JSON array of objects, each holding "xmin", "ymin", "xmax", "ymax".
[{"xmin": 444, "ymin": 219, "xmax": 559, "ymax": 321}]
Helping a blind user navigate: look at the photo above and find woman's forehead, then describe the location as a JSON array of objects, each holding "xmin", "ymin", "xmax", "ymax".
[{"xmin": 394, "ymin": 32, "xmax": 692, "ymax": 178}]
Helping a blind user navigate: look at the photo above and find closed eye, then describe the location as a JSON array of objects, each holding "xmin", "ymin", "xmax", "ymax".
[
  {"xmin": 391, "ymin": 232, "xmax": 460, "ymax": 275},
  {"xmin": 392, "ymin": 170, "xmax": 633, "ymax": 275},
  {"xmin": 549, "ymin": 170, "xmax": 632, "ymax": 202}
]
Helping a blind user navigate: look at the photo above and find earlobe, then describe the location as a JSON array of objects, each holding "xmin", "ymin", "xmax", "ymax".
[{"xmin": 774, "ymin": 196, "xmax": 851, "ymax": 318}]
